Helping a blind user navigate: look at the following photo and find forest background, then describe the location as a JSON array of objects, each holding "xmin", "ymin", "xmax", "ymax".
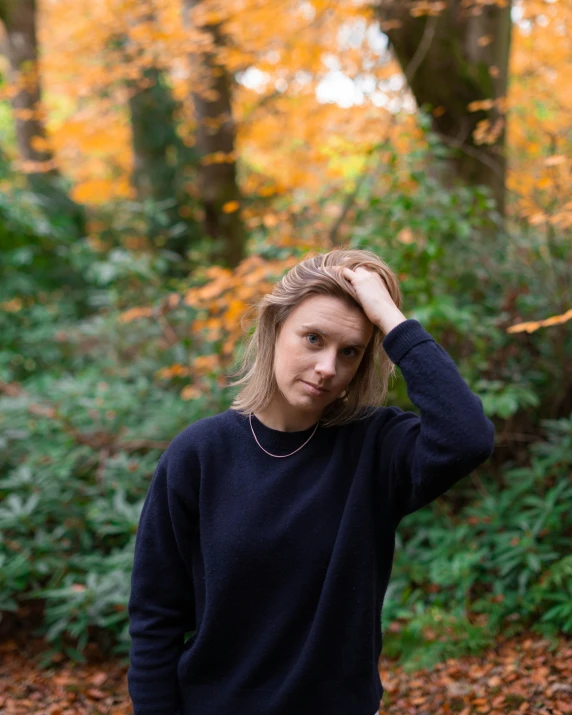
[{"xmin": 0, "ymin": 0, "xmax": 570, "ymax": 678}]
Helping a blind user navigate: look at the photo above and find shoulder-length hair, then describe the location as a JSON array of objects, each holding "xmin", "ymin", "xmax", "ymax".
[{"xmin": 227, "ymin": 247, "xmax": 403, "ymax": 427}]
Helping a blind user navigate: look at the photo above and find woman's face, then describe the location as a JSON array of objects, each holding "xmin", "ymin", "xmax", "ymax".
[{"xmin": 272, "ymin": 293, "xmax": 374, "ymax": 420}]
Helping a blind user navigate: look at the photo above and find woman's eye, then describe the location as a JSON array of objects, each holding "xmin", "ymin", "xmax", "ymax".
[{"xmin": 306, "ymin": 335, "xmax": 356, "ymax": 357}]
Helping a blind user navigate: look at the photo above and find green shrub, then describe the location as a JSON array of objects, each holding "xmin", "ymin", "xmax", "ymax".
[
  {"xmin": 382, "ymin": 413, "xmax": 572, "ymax": 670},
  {"xmin": 0, "ymin": 363, "xmax": 228, "ymax": 660},
  {"xmin": 348, "ymin": 129, "xmax": 570, "ymax": 425},
  {"xmin": 1, "ymin": 133, "xmax": 570, "ymax": 669}
]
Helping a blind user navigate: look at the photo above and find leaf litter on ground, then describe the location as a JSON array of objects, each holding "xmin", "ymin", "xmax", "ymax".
[{"xmin": 0, "ymin": 631, "xmax": 570, "ymax": 713}]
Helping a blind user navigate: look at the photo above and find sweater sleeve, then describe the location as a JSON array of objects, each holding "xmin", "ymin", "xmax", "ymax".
[
  {"xmin": 127, "ymin": 436, "xmax": 199, "ymax": 714},
  {"xmin": 379, "ymin": 319, "xmax": 495, "ymax": 523}
]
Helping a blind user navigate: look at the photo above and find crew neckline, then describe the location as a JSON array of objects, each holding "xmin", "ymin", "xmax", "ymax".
[{"xmin": 229, "ymin": 409, "xmax": 322, "ymax": 455}]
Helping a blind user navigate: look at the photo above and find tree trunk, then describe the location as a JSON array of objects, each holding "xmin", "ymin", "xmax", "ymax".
[
  {"xmin": 127, "ymin": 63, "xmax": 201, "ymax": 259},
  {"xmin": 116, "ymin": 3, "xmax": 200, "ymax": 262},
  {"xmin": 183, "ymin": 0, "xmax": 246, "ymax": 268},
  {"xmin": 0, "ymin": 0, "xmax": 86, "ymax": 236},
  {"xmin": 129, "ymin": 66, "xmax": 180, "ymax": 207},
  {"xmin": 377, "ymin": 0, "xmax": 512, "ymax": 216}
]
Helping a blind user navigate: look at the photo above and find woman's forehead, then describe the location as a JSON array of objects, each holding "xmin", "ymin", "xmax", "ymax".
[{"xmin": 286, "ymin": 294, "xmax": 373, "ymax": 341}]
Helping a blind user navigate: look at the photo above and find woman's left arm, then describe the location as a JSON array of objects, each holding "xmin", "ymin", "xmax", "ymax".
[
  {"xmin": 342, "ymin": 266, "xmax": 495, "ymax": 520},
  {"xmin": 379, "ymin": 319, "xmax": 495, "ymax": 519}
]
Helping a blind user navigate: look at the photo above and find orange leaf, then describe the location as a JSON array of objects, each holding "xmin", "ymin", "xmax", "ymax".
[
  {"xmin": 380, "ymin": 19, "xmax": 403, "ymax": 31},
  {"xmin": 544, "ymin": 155, "xmax": 566, "ymax": 167},
  {"xmin": 222, "ymin": 200, "xmax": 240, "ymax": 213},
  {"xmin": 467, "ymin": 99, "xmax": 495, "ymax": 112},
  {"xmin": 86, "ymin": 688, "xmax": 106, "ymax": 700},
  {"xmin": 181, "ymin": 385, "xmax": 202, "ymax": 401},
  {"xmin": 478, "ymin": 34, "xmax": 494, "ymax": 47},
  {"xmin": 118, "ymin": 306, "xmax": 154, "ymax": 323},
  {"xmin": 397, "ymin": 227, "xmax": 415, "ymax": 244},
  {"xmin": 507, "ymin": 308, "xmax": 572, "ymax": 334}
]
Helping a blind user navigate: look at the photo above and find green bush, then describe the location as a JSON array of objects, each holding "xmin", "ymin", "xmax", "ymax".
[
  {"xmin": 0, "ymin": 362, "xmax": 228, "ymax": 661},
  {"xmin": 382, "ymin": 413, "xmax": 572, "ymax": 670},
  {"xmin": 347, "ymin": 128, "xmax": 570, "ymax": 425},
  {"xmin": 1, "ymin": 133, "xmax": 571, "ymax": 669}
]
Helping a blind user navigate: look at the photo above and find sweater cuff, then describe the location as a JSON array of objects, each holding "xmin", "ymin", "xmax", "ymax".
[{"xmin": 382, "ymin": 319, "xmax": 435, "ymax": 365}]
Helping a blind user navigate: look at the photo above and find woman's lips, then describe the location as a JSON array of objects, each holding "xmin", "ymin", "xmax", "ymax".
[{"xmin": 302, "ymin": 381, "xmax": 327, "ymax": 396}]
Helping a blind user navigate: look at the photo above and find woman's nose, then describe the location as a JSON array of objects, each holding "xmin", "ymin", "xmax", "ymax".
[{"xmin": 315, "ymin": 353, "xmax": 337, "ymax": 378}]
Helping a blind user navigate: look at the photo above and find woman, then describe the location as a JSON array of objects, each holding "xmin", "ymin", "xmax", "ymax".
[{"xmin": 127, "ymin": 248, "xmax": 495, "ymax": 715}]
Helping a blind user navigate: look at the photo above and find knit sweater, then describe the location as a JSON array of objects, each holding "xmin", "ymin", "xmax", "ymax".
[{"xmin": 127, "ymin": 319, "xmax": 495, "ymax": 715}]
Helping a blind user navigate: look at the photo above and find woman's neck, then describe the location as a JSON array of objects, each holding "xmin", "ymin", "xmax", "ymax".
[{"xmin": 254, "ymin": 395, "xmax": 320, "ymax": 432}]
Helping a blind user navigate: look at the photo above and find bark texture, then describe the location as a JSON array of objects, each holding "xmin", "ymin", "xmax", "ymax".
[
  {"xmin": 184, "ymin": 0, "xmax": 246, "ymax": 268},
  {"xmin": 128, "ymin": 66, "xmax": 180, "ymax": 206},
  {"xmin": 119, "ymin": 3, "xmax": 199, "ymax": 260},
  {"xmin": 0, "ymin": 0, "xmax": 85, "ymax": 235},
  {"xmin": 378, "ymin": 0, "xmax": 512, "ymax": 216},
  {"xmin": 126, "ymin": 62, "xmax": 202, "ymax": 260}
]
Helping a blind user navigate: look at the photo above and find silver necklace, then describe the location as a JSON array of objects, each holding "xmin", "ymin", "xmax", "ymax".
[{"xmin": 249, "ymin": 413, "xmax": 319, "ymax": 458}]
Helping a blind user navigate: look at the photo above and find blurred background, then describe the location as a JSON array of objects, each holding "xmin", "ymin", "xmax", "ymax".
[{"xmin": 0, "ymin": 0, "xmax": 570, "ymax": 711}]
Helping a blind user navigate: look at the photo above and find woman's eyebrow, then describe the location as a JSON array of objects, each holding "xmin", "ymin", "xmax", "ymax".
[{"xmin": 299, "ymin": 324, "xmax": 366, "ymax": 349}]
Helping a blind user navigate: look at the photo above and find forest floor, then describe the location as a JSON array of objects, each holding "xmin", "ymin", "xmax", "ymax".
[{"xmin": 0, "ymin": 631, "xmax": 570, "ymax": 714}]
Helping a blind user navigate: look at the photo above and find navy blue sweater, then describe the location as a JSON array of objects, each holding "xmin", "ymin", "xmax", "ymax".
[{"xmin": 127, "ymin": 319, "xmax": 495, "ymax": 715}]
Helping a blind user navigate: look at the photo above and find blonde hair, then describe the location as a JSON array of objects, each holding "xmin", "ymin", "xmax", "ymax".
[{"xmin": 227, "ymin": 247, "xmax": 403, "ymax": 427}]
